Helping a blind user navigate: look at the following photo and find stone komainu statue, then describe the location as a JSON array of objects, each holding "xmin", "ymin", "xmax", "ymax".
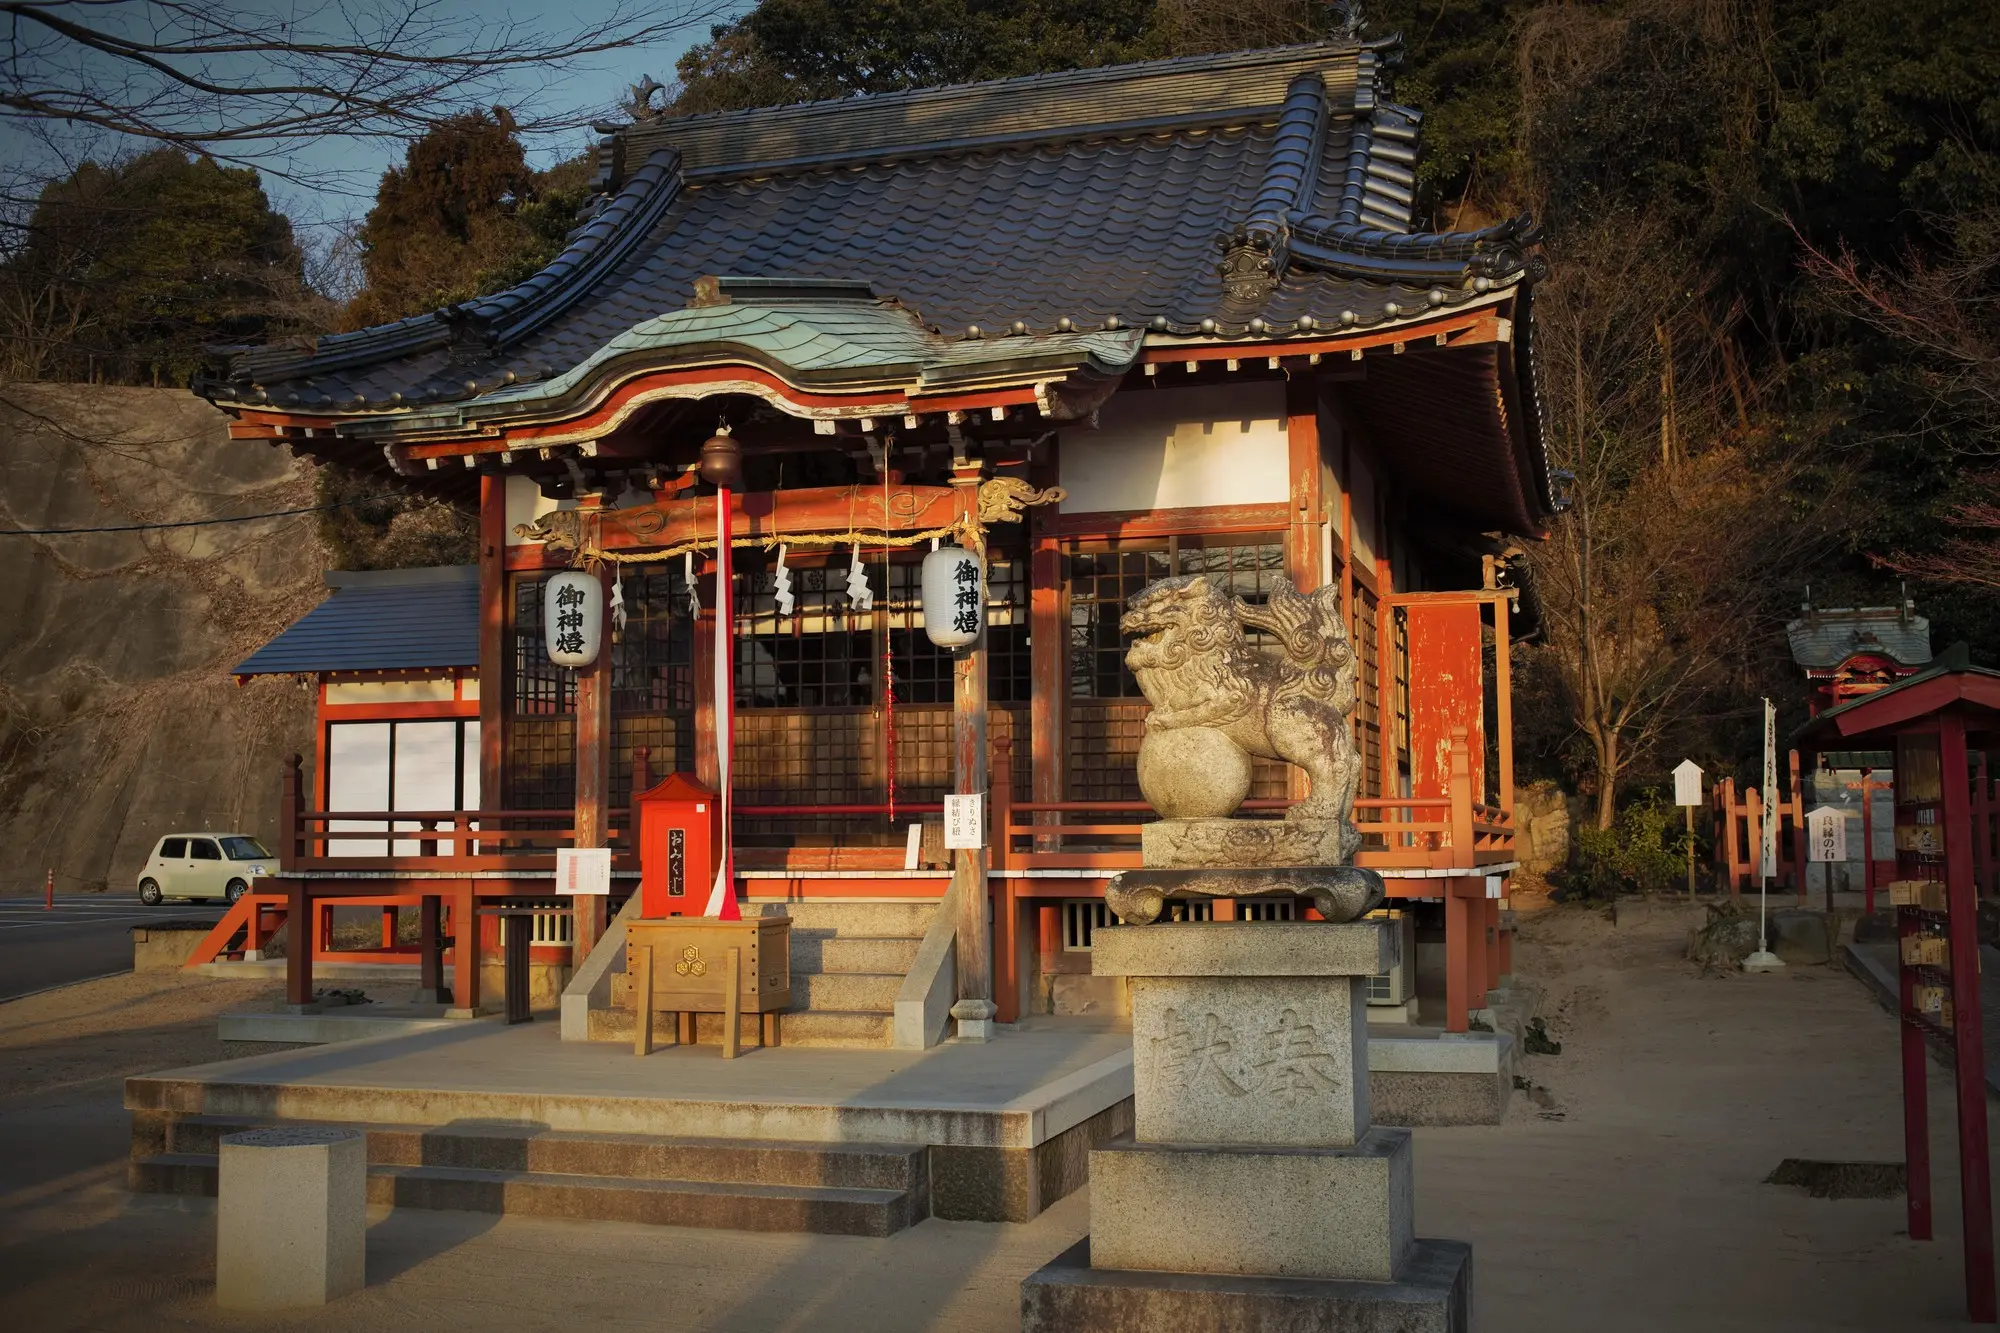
[{"xmin": 1121, "ymin": 574, "xmax": 1364, "ymax": 856}]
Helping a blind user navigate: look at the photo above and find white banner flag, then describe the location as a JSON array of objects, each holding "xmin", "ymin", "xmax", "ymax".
[
  {"xmin": 1760, "ymin": 697, "xmax": 1777, "ymax": 881},
  {"xmin": 704, "ymin": 487, "xmax": 740, "ymax": 919}
]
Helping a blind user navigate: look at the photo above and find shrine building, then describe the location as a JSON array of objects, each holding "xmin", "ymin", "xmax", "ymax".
[{"xmin": 198, "ymin": 40, "xmax": 1553, "ymax": 1043}]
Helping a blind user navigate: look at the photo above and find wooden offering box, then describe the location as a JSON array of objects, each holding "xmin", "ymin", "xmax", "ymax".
[{"xmin": 624, "ymin": 916, "xmax": 791, "ymax": 1056}]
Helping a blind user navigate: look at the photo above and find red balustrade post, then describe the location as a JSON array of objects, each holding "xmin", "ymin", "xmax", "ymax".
[
  {"xmin": 280, "ymin": 753, "xmax": 304, "ymax": 870},
  {"xmin": 993, "ymin": 739, "xmax": 1019, "ymax": 1023}
]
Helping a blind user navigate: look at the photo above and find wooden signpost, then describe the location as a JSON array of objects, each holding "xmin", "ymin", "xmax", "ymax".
[{"xmin": 1673, "ymin": 760, "xmax": 1703, "ymax": 899}]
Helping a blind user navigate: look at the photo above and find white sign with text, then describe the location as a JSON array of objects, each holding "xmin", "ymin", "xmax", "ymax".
[
  {"xmin": 556, "ymin": 847, "xmax": 612, "ymax": 895},
  {"xmin": 1807, "ymin": 805, "xmax": 1846, "ymax": 863},
  {"xmin": 943, "ymin": 793, "xmax": 985, "ymax": 850}
]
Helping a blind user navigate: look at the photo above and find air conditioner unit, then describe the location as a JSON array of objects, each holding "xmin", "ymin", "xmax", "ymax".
[{"xmin": 1366, "ymin": 908, "xmax": 1416, "ymax": 1007}]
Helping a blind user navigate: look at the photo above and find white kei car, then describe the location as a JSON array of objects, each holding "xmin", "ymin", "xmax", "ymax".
[{"xmin": 137, "ymin": 833, "xmax": 273, "ymax": 904}]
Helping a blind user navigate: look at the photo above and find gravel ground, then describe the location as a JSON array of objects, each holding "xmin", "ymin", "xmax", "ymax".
[{"xmin": 0, "ymin": 904, "xmax": 1991, "ymax": 1332}]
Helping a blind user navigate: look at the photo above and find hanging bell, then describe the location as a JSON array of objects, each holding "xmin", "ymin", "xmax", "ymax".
[{"xmin": 697, "ymin": 421, "xmax": 744, "ymax": 490}]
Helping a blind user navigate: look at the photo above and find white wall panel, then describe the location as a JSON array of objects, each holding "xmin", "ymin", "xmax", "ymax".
[
  {"xmin": 1059, "ymin": 383, "xmax": 1289, "ymax": 514},
  {"xmin": 391, "ymin": 721, "xmax": 459, "ymax": 854},
  {"xmin": 327, "ymin": 722, "xmax": 391, "ymax": 857}
]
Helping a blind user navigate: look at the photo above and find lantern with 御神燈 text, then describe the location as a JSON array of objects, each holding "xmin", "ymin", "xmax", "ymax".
[
  {"xmin": 544, "ymin": 570, "xmax": 603, "ymax": 667},
  {"xmin": 921, "ymin": 544, "xmax": 983, "ymax": 649}
]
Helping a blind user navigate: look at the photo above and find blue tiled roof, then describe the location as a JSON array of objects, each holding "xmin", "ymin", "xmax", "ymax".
[{"xmin": 234, "ymin": 566, "xmax": 478, "ymax": 675}]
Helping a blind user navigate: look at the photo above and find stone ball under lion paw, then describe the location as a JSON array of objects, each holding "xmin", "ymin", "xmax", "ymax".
[{"xmin": 1138, "ymin": 727, "xmax": 1252, "ymax": 819}]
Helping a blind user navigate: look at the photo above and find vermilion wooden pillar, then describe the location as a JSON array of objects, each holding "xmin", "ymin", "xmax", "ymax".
[
  {"xmin": 1444, "ymin": 878, "xmax": 1475, "ymax": 1033},
  {"xmin": 1940, "ymin": 710, "xmax": 1996, "ymax": 1322},
  {"xmin": 477, "ymin": 476, "xmax": 506, "ymax": 807},
  {"xmin": 692, "ymin": 604, "xmax": 719, "ymax": 790},
  {"xmin": 451, "ymin": 883, "xmax": 481, "ymax": 1015},
  {"xmin": 571, "ymin": 562, "xmax": 614, "ymax": 967},
  {"xmin": 951, "ymin": 462, "xmax": 994, "ymax": 1033},
  {"xmin": 1899, "ymin": 899, "xmax": 1933, "ymax": 1242},
  {"xmin": 1028, "ymin": 439, "xmax": 1065, "ymax": 839}
]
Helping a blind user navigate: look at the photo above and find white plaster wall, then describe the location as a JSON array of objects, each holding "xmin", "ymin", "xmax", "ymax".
[{"xmin": 1059, "ymin": 382, "xmax": 1289, "ymax": 514}]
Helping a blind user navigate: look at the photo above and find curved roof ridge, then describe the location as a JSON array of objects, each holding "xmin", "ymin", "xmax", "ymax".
[
  {"xmin": 207, "ymin": 150, "xmax": 685, "ymax": 401},
  {"xmin": 615, "ymin": 40, "xmax": 1379, "ymax": 178}
]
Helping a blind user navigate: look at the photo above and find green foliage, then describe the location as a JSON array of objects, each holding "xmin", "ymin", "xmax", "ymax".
[
  {"xmin": 671, "ymin": 0, "xmax": 1165, "ymax": 111},
  {"xmin": 0, "ymin": 148, "xmax": 320, "ymax": 384},
  {"xmin": 344, "ymin": 110, "xmax": 592, "ymax": 328},
  {"xmin": 314, "ymin": 463, "xmax": 476, "ymax": 571},
  {"xmin": 1562, "ymin": 792, "xmax": 1689, "ymax": 899}
]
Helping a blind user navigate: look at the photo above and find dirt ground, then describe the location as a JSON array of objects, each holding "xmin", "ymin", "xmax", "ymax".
[{"xmin": 0, "ymin": 903, "xmax": 1991, "ymax": 1332}]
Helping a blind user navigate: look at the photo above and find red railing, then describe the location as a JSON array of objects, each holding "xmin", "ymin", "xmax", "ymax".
[
  {"xmin": 984, "ymin": 731, "xmax": 1513, "ymax": 875},
  {"xmin": 276, "ymin": 727, "xmax": 1515, "ymax": 880}
]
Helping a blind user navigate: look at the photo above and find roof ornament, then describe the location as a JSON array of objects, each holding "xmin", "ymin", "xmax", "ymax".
[
  {"xmin": 1336, "ymin": 1, "xmax": 1366, "ymax": 40},
  {"xmin": 624, "ymin": 75, "xmax": 669, "ymax": 122},
  {"xmin": 1215, "ymin": 224, "xmax": 1285, "ymax": 309}
]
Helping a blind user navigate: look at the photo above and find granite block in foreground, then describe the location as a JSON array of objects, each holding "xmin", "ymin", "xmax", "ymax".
[{"xmin": 1021, "ymin": 1236, "xmax": 1470, "ymax": 1333}]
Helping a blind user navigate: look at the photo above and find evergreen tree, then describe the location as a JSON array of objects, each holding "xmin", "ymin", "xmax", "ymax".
[{"xmin": 0, "ymin": 149, "xmax": 315, "ymax": 384}]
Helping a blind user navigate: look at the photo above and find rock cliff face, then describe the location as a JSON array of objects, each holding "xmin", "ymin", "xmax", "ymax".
[{"xmin": 0, "ymin": 385, "xmax": 321, "ymax": 896}]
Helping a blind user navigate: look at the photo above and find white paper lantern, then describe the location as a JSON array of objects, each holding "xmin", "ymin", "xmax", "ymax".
[
  {"xmin": 544, "ymin": 570, "xmax": 603, "ymax": 668},
  {"xmin": 921, "ymin": 544, "xmax": 983, "ymax": 649}
]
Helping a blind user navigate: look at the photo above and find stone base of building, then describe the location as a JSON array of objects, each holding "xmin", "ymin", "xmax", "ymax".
[{"xmin": 1021, "ymin": 1236, "xmax": 1472, "ymax": 1333}]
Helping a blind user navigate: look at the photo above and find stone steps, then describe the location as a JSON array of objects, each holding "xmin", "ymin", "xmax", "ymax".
[
  {"xmin": 791, "ymin": 970, "xmax": 904, "ymax": 1012},
  {"xmin": 588, "ymin": 1005, "xmax": 892, "ymax": 1048},
  {"xmin": 592, "ymin": 902, "xmax": 934, "ymax": 1048},
  {"xmin": 753, "ymin": 901, "xmax": 937, "ymax": 938},
  {"xmin": 794, "ymin": 934, "xmax": 922, "ymax": 974},
  {"xmin": 129, "ymin": 1116, "xmax": 928, "ymax": 1237}
]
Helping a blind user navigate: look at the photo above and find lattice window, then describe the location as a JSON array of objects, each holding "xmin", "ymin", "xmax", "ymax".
[
  {"xmin": 1067, "ymin": 701, "xmax": 1148, "ymax": 803},
  {"xmin": 1354, "ymin": 585, "xmax": 1382, "ymax": 799},
  {"xmin": 613, "ymin": 714, "xmax": 686, "ymax": 809},
  {"xmin": 983, "ymin": 555, "xmax": 1032, "ymax": 704},
  {"xmin": 735, "ymin": 562, "xmax": 877, "ymax": 708},
  {"xmin": 882, "ymin": 552, "xmax": 1030, "ymax": 705},
  {"xmin": 511, "ymin": 575, "xmax": 575, "ymax": 716},
  {"xmin": 1066, "ymin": 538, "xmax": 1283, "ymax": 701},
  {"xmin": 1175, "ymin": 537, "xmax": 1286, "ymax": 613},
  {"xmin": 611, "ymin": 568, "xmax": 694, "ymax": 714},
  {"xmin": 1067, "ymin": 546, "xmax": 1171, "ymax": 699},
  {"xmin": 508, "ymin": 716, "xmax": 574, "ymax": 810}
]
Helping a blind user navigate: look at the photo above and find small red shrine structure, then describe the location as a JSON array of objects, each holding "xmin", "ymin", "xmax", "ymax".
[
  {"xmin": 1798, "ymin": 648, "xmax": 2000, "ymax": 1323},
  {"xmin": 1788, "ymin": 591, "xmax": 1933, "ymax": 716},
  {"xmin": 187, "ymin": 40, "xmax": 1555, "ymax": 1037}
]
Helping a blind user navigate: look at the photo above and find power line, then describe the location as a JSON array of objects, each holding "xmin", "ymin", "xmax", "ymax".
[{"xmin": 1, "ymin": 494, "xmax": 418, "ymax": 536}]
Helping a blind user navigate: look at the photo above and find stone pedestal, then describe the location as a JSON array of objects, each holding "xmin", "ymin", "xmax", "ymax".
[
  {"xmin": 1023, "ymin": 921, "xmax": 1470, "ymax": 1331},
  {"xmin": 216, "ymin": 1127, "xmax": 366, "ymax": 1310}
]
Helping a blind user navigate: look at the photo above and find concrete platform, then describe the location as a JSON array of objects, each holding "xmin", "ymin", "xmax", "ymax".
[
  {"xmin": 128, "ymin": 1017, "xmax": 1135, "ymax": 1223},
  {"xmin": 217, "ymin": 1007, "xmax": 464, "ymax": 1047},
  {"xmin": 1021, "ymin": 1236, "xmax": 1471, "ymax": 1332}
]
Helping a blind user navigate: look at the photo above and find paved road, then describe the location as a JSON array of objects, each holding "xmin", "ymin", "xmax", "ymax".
[{"xmin": 0, "ymin": 896, "xmax": 223, "ymax": 1001}]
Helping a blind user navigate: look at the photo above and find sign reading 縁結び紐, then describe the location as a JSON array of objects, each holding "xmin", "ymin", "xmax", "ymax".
[{"xmin": 943, "ymin": 793, "xmax": 985, "ymax": 850}]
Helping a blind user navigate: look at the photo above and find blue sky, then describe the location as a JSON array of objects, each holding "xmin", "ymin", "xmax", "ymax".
[
  {"xmin": 264, "ymin": 2, "xmax": 727, "ymax": 213},
  {"xmin": 4, "ymin": 1, "xmax": 739, "ymax": 251}
]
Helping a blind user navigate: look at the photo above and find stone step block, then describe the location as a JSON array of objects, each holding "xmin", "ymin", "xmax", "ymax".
[
  {"xmin": 1087, "ymin": 1128, "xmax": 1414, "ymax": 1283},
  {"xmin": 792, "ymin": 970, "xmax": 902, "ymax": 1013},
  {"xmin": 585, "ymin": 1005, "xmax": 890, "ymax": 1048},
  {"xmin": 154, "ymin": 1115, "xmax": 925, "ymax": 1193},
  {"xmin": 133, "ymin": 1154, "xmax": 919, "ymax": 1237},
  {"xmin": 749, "ymin": 901, "xmax": 936, "ymax": 939},
  {"xmin": 792, "ymin": 935, "xmax": 922, "ymax": 975},
  {"xmin": 1022, "ymin": 1236, "xmax": 1471, "ymax": 1333}
]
